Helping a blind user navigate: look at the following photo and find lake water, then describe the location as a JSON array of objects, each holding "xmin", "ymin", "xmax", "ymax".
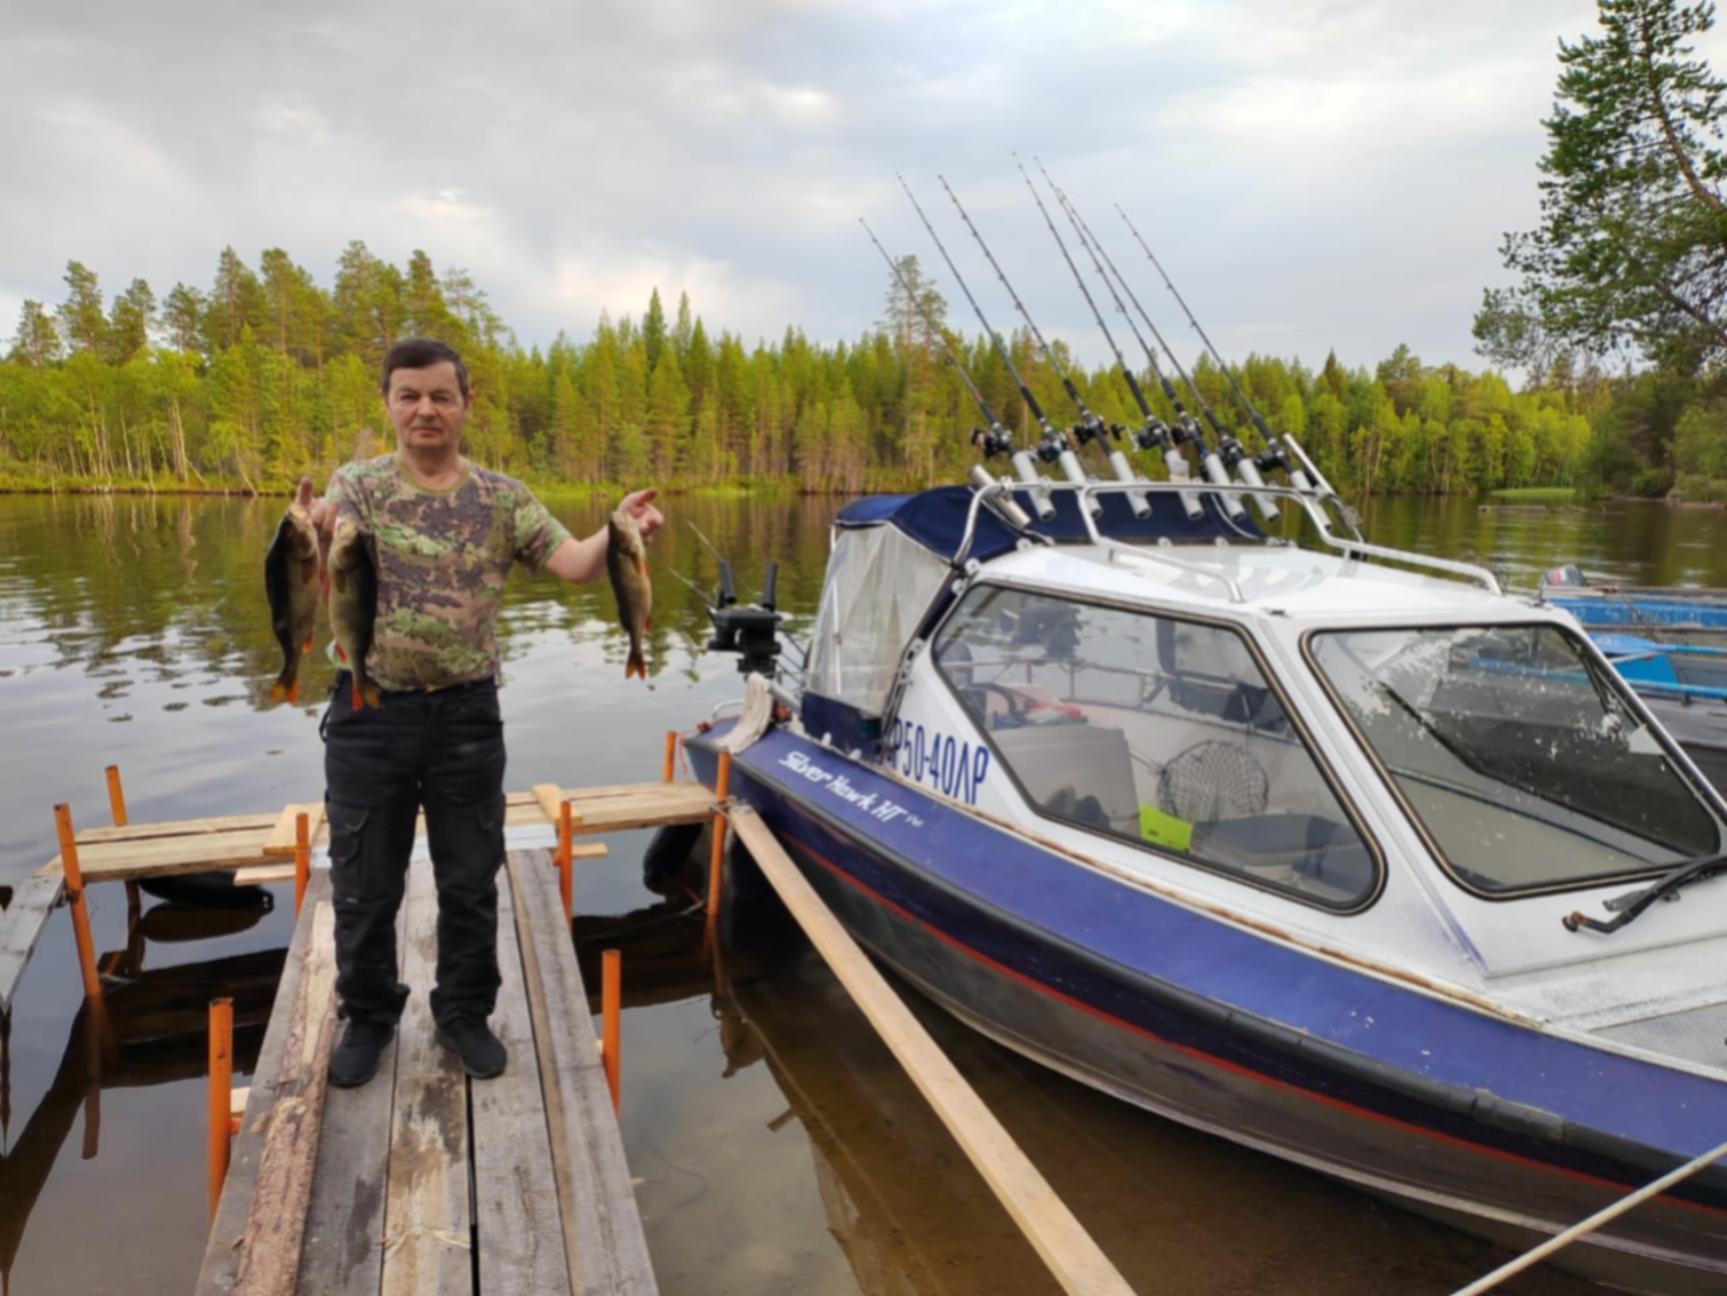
[{"xmin": 2, "ymin": 489, "xmax": 1724, "ymax": 1295}]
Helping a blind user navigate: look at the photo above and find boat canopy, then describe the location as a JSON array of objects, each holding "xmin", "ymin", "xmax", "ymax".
[
  {"xmin": 805, "ymin": 514, "xmax": 952, "ymax": 725},
  {"xmin": 803, "ymin": 485, "xmax": 1262, "ymax": 750},
  {"xmin": 831, "ymin": 484, "xmax": 1258, "ymax": 566}
]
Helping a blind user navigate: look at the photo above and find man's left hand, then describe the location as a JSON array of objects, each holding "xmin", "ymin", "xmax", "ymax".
[{"xmin": 620, "ymin": 489, "xmax": 665, "ymax": 541}]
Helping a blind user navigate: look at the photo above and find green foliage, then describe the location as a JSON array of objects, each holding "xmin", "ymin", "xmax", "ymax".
[
  {"xmin": 1479, "ymin": 0, "xmax": 1727, "ymax": 370},
  {"xmin": 0, "ymin": 245, "xmax": 1683, "ymax": 500}
]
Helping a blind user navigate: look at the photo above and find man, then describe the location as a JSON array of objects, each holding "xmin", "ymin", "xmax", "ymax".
[{"xmin": 303, "ymin": 337, "xmax": 663, "ymax": 1087}]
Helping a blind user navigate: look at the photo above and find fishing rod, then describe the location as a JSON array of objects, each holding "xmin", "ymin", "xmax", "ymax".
[
  {"xmin": 895, "ymin": 175, "xmax": 1089, "ymax": 512},
  {"xmin": 1032, "ymin": 164, "xmax": 1252, "ymax": 524},
  {"xmin": 1013, "ymin": 157, "xmax": 1195, "ymax": 522},
  {"xmin": 935, "ymin": 174, "xmax": 1128, "ymax": 517},
  {"xmin": 1115, "ymin": 204, "xmax": 1317, "ymax": 496},
  {"xmin": 860, "ymin": 217, "xmax": 1051, "ymax": 522}
]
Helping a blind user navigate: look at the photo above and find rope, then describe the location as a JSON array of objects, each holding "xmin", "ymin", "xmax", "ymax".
[{"xmin": 1450, "ymin": 1135, "xmax": 1727, "ymax": 1295}]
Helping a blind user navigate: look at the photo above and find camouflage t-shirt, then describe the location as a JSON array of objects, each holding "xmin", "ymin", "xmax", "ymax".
[{"xmin": 326, "ymin": 455, "xmax": 572, "ymax": 691}]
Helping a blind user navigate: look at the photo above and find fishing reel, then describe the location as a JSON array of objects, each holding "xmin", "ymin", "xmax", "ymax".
[
  {"xmin": 705, "ymin": 561, "xmax": 786, "ymax": 676},
  {"xmin": 971, "ymin": 425, "xmax": 1015, "ymax": 460},
  {"xmin": 1031, "ymin": 424, "xmax": 1070, "ymax": 463},
  {"xmin": 1069, "ymin": 415, "xmax": 1121, "ymax": 450},
  {"xmin": 1130, "ymin": 415, "xmax": 1175, "ymax": 455}
]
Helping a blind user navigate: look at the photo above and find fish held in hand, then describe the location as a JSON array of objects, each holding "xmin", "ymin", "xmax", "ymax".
[
  {"xmin": 606, "ymin": 507, "xmax": 653, "ymax": 680},
  {"xmin": 328, "ymin": 514, "xmax": 381, "ymax": 710},
  {"xmin": 264, "ymin": 503, "xmax": 321, "ymax": 704}
]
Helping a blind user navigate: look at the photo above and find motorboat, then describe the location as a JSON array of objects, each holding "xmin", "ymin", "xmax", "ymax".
[{"xmin": 685, "ymin": 461, "xmax": 1727, "ymax": 1294}]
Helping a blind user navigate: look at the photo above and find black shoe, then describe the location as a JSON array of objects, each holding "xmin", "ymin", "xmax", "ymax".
[
  {"xmin": 328, "ymin": 1018, "xmax": 395, "ymax": 1088},
  {"xmin": 435, "ymin": 1017, "xmax": 507, "ymax": 1079}
]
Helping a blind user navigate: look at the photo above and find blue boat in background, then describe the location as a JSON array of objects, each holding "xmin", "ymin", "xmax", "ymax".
[
  {"xmin": 1540, "ymin": 567, "xmax": 1727, "ymax": 792},
  {"xmin": 1539, "ymin": 564, "xmax": 1727, "ymax": 635}
]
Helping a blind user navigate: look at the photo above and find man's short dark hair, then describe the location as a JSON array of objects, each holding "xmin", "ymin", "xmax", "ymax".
[{"xmin": 381, "ymin": 338, "xmax": 470, "ymax": 399}]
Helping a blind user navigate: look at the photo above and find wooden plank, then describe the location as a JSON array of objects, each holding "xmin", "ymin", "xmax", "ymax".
[
  {"xmin": 197, "ymin": 871, "xmax": 330, "ymax": 1295},
  {"xmin": 47, "ymin": 828, "xmax": 276, "ymax": 883},
  {"xmin": 509, "ymin": 850, "xmax": 657, "ymax": 1296},
  {"xmin": 233, "ymin": 864, "xmax": 297, "ymax": 888},
  {"xmin": 298, "ymin": 908, "xmax": 406, "ymax": 1296},
  {"xmin": 471, "ymin": 865, "xmax": 566, "ymax": 1293},
  {"xmin": 728, "ymin": 806, "xmax": 1134, "ymax": 1296},
  {"xmin": 380, "ymin": 860, "xmax": 473, "ymax": 1296},
  {"xmin": 230, "ymin": 903, "xmax": 339, "ymax": 1296},
  {"xmin": 531, "ymin": 783, "xmax": 572, "ymax": 826},
  {"xmin": 76, "ymin": 812, "xmax": 278, "ymax": 844},
  {"xmin": 262, "ymin": 803, "xmax": 326, "ymax": 857},
  {"xmin": 512, "ymin": 785, "xmax": 712, "ymax": 835},
  {"xmin": 0, "ymin": 869, "xmax": 65, "ymax": 1013}
]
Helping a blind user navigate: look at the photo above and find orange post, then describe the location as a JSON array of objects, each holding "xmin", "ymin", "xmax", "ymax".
[
  {"xmin": 293, "ymin": 812, "xmax": 310, "ymax": 918},
  {"xmin": 106, "ymin": 765, "xmax": 143, "ymax": 923},
  {"xmin": 703, "ymin": 750, "xmax": 734, "ymax": 943},
  {"xmin": 53, "ymin": 804, "xmax": 103, "ymax": 1001},
  {"xmin": 601, "ymin": 949, "xmax": 621, "ymax": 1112},
  {"xmin": 103, "ymin": 765, "xmax": 128, "ymax": 826},
  {"xmin": 207, "ymin": 997, "xmax": 233, "ymax": 1223},
  {"xmin": 558, "ymin": 801, "xmax": 574, "ymax": 922},
  {"xmin": 663, "ymin": 729, "xmax": 678, "ymax": 783}
]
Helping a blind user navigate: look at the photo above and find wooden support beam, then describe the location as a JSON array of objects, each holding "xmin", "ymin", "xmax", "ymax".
[
  {"xmin": 197, "ymin": 873, "xmax": 330, "ymax": 1295},
  {"xmin": 296, "ymin": 906, "xmax": 405, "ymax": 1296},
  {"xmin": 728, "ymin": 806, "xmax": 1135, "ymax": 1296},
  {"xmin": 0, "ymin": 869, "xmax": 66, "ymax": 1013},
  {"xmin": 380, "ymin": 864, "xmax": 472, "ymax": 1295},
  {"xmin": 229, "ymin": 904, "xmax": 338, "ymax": 1296},
  {"xmin": 469, "ymin": 867, "xmax": 566, "ymax": 1292},
  {"xmin": 508, "ymin": 851, "xmax": 658, "ymax": 1295}
]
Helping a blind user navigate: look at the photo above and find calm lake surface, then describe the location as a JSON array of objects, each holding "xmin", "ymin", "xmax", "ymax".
[{"xmin": 3, "ymin": 489, "xmax": 1726, "ymax": 1295}]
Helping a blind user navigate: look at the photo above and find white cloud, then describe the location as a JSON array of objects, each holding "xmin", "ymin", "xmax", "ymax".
[{"xmin": 0, "ymin": 0, "xmax": 1673, "ymax": 371}]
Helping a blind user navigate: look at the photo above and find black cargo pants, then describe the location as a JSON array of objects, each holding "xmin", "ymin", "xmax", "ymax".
[{"xmin": 322, "ymin": 673, "xmax": 506, "ymax": 1028}]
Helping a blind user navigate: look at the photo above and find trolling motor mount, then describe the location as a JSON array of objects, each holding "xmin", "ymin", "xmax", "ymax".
[{"xmin": 706, "ymin": 562, "xmax": 785, "ymax": 676}]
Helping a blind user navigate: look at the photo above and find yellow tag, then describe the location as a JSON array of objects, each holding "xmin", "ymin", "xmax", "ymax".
[{"xmin": 1139, "ymin": 805, "xmax": 1193, "ymax": 852}]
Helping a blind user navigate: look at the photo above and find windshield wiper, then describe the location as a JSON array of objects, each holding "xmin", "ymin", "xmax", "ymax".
[{"xmin": 1562, "ymin": 853, "xmax": 1727, "ymax": 934}]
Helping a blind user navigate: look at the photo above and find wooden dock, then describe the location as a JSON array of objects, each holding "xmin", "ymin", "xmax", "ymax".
[
  {"xmin": 196, "ymin": 847, "xmax": 659, "ymax": 1295},
  {"xmin": 0, "ymin": 781, "xmax": 715, "ymax": 1012}
]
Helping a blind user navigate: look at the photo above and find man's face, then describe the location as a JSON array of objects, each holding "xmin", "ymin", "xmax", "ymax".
[{"xmin": 386, "ymin": 360, "xmax": 471, "ymax": 453}]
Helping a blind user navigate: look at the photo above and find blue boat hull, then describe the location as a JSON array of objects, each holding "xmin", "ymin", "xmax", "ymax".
[{"xmin": 689, "ymin": 726, "xmax": 1727, "ymax": 1293}]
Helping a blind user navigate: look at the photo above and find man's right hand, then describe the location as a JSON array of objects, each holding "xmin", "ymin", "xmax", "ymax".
[{"xmin": 297, "ymin": 477, "xmax": 335, "ymax": 570}]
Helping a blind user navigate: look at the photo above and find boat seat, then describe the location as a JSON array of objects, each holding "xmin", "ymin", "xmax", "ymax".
[{"xmin": 991, "ymin": 722, "xmax": 1140, "ymax": 837}]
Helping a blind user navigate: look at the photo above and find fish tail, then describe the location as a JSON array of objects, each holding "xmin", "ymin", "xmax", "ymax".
[
  {"xmin": 360, "ymin": 682, "xmax": 382, "ymax": 710},
  {"xmin": 626, "ymin": 647, "xmax": 646, "ymax": 680},
  {"xmin": 271, "ymin": 680, "xmax": 288, "ymax": 703}
]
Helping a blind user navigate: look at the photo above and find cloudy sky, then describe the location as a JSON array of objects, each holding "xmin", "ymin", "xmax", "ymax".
[{"xmin": 2, "ymin": 0, "xmax": 1709, "ymax": 373}]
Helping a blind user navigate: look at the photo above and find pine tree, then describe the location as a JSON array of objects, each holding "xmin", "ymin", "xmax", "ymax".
[
  {"xmin": 1478, "ymin": 0, "xmax": 1727, "ymax": 369},
  {"xmin": 59, "ymin": 261, "xmax": 107, "ymax": 355},
  {"xmin": 10, "ymin": 300, "xmax": 62, "ymax": 366}
]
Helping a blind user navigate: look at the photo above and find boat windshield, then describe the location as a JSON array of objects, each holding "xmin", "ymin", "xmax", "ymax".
[
  {"xmin": 933, "ymin": 585, "xmax": 1380, "ymax": 910},
  {"xmin": 1307, "ymin": 624, "xmax": 1727, "ymax": 895}
]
